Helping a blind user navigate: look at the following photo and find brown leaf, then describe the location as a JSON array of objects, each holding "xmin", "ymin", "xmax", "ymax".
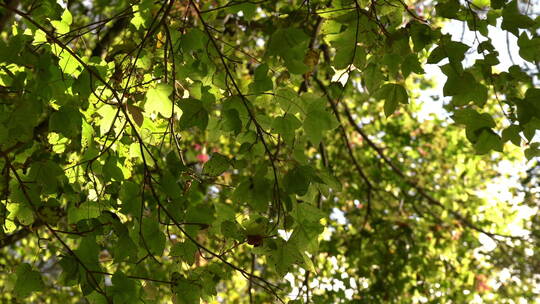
[{"xmin": 127, "ymin": 104, "xmax": 144, "ymax": 127}]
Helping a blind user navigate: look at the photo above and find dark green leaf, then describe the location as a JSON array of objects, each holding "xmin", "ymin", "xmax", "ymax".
[
  {"xmin": 375, "ymin": 83, "xmax": 409, "ymax": 117},
  {"xmin": 502, "ymin": 125, "xmax": 521, "ymax": 146},
  {"xmin": 203, "ymin": 153, "xmax": 230, "ymax": 176},
  {"xmin": 14, "ymin": 263, "xmax": 44, "ymax": 298},
  {"xmin": 170, "ymin": 241, "xmax": 198, "ymax": 265},
  {"xmin": 474, "ymin": 129, "xmax": 503, "ymax": 154},
  {"xmin": 179, "ymin": 98, "xmax": 209, "ymax": 131}
]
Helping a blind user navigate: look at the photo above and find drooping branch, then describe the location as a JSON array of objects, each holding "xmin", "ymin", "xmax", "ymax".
[
  {"xmin": 314, "ymin": 76, "xmax": 374, "ymax": 230},
  {"xmin": 141, "ymin": 153, "xmax": 285, "ymax": 303},
  {"xmin": 338, "ymin": 95, "xmax": 526, "ymax": 241},
  {"xmin": 188, "ymin": 0, "xmax": 284, "ymax": 228},
  {"xmin": 3, "ymin": 159, "xmax": 109, "ymax": 300}
]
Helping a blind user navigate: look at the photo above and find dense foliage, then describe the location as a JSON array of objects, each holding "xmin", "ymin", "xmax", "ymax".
[{"xmin": 0, "ymin": 0, "xmax": 539, "ymax": 303}]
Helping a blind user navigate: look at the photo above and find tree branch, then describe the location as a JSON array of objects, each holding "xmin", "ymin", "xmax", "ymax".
[
  {"xmin": 90, "ymin": 9, "xmax": 132, "ymax": 59},
  {"xmin": 0, "ymin": 0, "xmax": 19, "ymax": 33},
  {"xmin": 0, "ymin": 221, "xmax": 41, "ymax": 249},
  {"xmin": 339, "ymin": 98, "xmax": 525, "ymax": 241}
]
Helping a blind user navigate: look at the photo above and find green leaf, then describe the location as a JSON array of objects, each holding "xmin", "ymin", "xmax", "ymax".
[
  {"xmin": 221, "ymin": 220, "xmax": 244, "ymax": 241},
  {"xmin": 172, "ymin": 276, "xmax": 202, "ymax": 304},
  {"xmin": 220, "ymin": 109, "xmax": 242, "ymax": 134},
  {"xmin": 409, "ymin": 22, "xmax": 435, "ymax": 52},
  {"xmin": 59, "ymin": 255, "xmax": 78, "ymax": 286},
  {"xmin": 334, "ymin": 49, "xmax": 354, "ymax": 70},
  {"xmin": 61, "ymin": 9, "xmax": 73, "ymax": 25},
  {"xmin": 232, "ymin": 177, "xmax": 272, "ymax": 212},
  {"xmin": 303, "ymin": 99, "xmax": 339, "ymax": 145},
  {"xmin": 49, "ymin": 106, "xmax": 82, "ymax": 138},
  {"xmin": 435, "ymin": 0, "xmax": 461, "ymax": 19},
  {"xmin": 274, "ymin": 87, "xmax": 303, "ymax": 114},
  {"xmin": 426, "ymin": 46, "xmax": 447, "ymax": 64},
  {"xmin": 522, "ymin": 117, "xmax": 540, "ymax": 141},
  {"xmin": 203, "ymin": 153, "xmax": 230, "ymax": 176},
  {"xmin": 226, "ymin": 3, "xmax": 257, "ymax": 19},
  {"xmin": 491, "ymin": 0, "xmax": 506, "ymax": 8},
  {"xmin": 524, "ymin": 143, "xmax": 540, "ymax": 160},
  {"xmin": 363, "ymin": 64, "xmax": 384, "ymax": 93},
  {"xmin": 170, "ymin": 241, "xmax": 198, "ymax": 265},
  {"xmin": 518, "ymin": 33, "xmax": 540, "ymax": 62},
  {"xmin": 289, "ymin": 217, "xmax": 324, "ymax": 253},
  {"xmin": 427, "ymin": 38, "xmax": 469, "ymax": 72},
  {"xmin": 501, "ymin": 0, "xmax": 535, "ymax": 36},
  {"xmin": 181, "ymin": 28, "xmax": 207, "ymax": 52},
  {"xmin": 290, "ymin": 202, "xmax": 325, "ymax": 253},
  {"xmin": 270, "ymin": 240, "xmax": 304, "ymax": 276},
  {"xmin": 7, "ymin": 203, "xmax": 34, "ymax": 226},
  {"xmin": 113, "ymin": 235, "xmax": 138, "ymax": 263},
  {"xmin": 452, "ymin": 108, "xmax": 496, "ymax": 131},
  {"xmin": 185, "ymin": 203, "xmax": 215, "ymax": 225},
  {"xmin": 502, "ymin": 125, "xmax": 522, "ymax": 146},
  {"xmin": 283, "ymin": 56, "xmax": 309, "ymax": 74},
  {"xmin": 474, "ymin": 129, "xmax": 503, "ymax": 154},
  {"xmin": 441, "ymin": 68, "xmax": 475, "ymax": 97},
  {"xmin": 328, "ymin": 25, "xmax": 360, "ymax": 69},
  {"xmin": 250, "ymin": 64, "xmax": 273, "ymax": 92},
  {"xmin": 75, "ymin": 236, "xmax": 101, "ymax": 272},
  {"xmin": 85, "ymin": 292, "xmax": 108, "ymax": 304},
  {"xmin": 57, "ymin": 50, "xmax": 81, "ymax": 75},
  {"xmin": 111, "ymin": 272, "xmax": 139, "ymax": 304},
  {"xmin": 268, "ymin": 28, "xmax": 310, "ymax": 74},
  {"xmin": 145, "ymin": 84, "xmax": 173, "ymax": 118},
  {"xmin": 68, "ymin": 201, "xmax": 103, "ymax": 224},
  {"xmin": 268, "ymin": 28, "xmax": 309, "ymax": 55},
  {"xmin": 272, "ymin": 114, "xmax": 301, "ymax": 145},
  {"xmin": 440, "ymin": 65, "xmax": 488, "ymax": 107},
  {"xmin": 160, "ymin": 171, "xmax": 182, "ymax": 199},
  {"xmin": 141, "ymin": 219, "xmax": 166, "ymax": 256},
  {"xmin": 283, "ymin": 166, "xmax": 314, "ymax": 196},
  {"xmin": 375, "ymin": 83, "xmax": 409, "ymax": 117},
  {"xmin": 179, "ymin": 98, "xmax": 209, "ymax": 131},
  {"xmin": 103, "ymin": 157, "xmax": 125, "ymax": 181},
  {"xmin": 14, "ymin": 263, "xmax": 44, "ymax": 298},
  {"xmin": 28, "ymin": 160, "xmax": 64, "ymax": 194},
  {"xmin": 401, "ymin": 54, "xmax": 425, "ymax": 78},
  {"xmin": 50, "ymin": 9, "xmax": 72, "ymax": 35},
  {"xmin": 452, "ymin": 83, "xmax": 488, "ymax": 107},
  {"xmin": 382, "ymin": 53, "xmax": 402, "ymax": 77},
  {"xmin": 119, "ymin": 181, "xmax": 141, "ymax": 218}
]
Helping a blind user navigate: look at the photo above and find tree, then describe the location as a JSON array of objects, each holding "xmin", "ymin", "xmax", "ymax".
[{"xmin": 0, "ymin": 0, "xmax": 538, "ymax": 302}]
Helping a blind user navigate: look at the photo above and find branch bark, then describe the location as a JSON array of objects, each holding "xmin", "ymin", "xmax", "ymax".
[
  {"xmin": 0, "ymin": 221, "xmax": 41, "ymax": 249},
  {"xmin": 0, "ymin": 0, "xmax": 20, "ymax": 33},
  {"xmin": 91, "ymin": 10, "xmax": 131, "ymax": 59},
  {"xmin": 339, "ymin": 96, "xmax": 525, "ymax": 241}
]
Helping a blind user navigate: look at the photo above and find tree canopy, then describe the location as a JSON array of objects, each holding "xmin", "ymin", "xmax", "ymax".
[{"xmin": 0, "ymin": 0, "xmax": 539, "ymax": 303}]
